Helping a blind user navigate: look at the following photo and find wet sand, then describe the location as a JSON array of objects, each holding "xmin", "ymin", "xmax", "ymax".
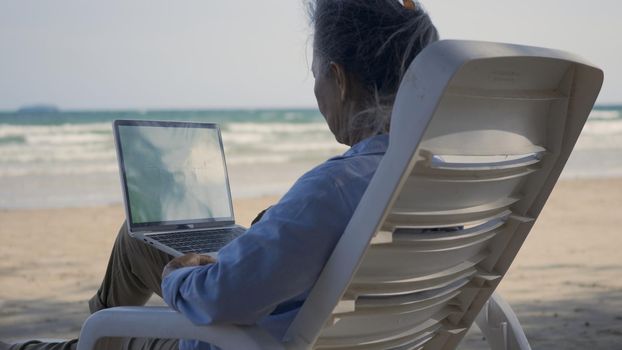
[{"xmin": 1, "ymin": 178, "xmax": 621, "ymax": 348}]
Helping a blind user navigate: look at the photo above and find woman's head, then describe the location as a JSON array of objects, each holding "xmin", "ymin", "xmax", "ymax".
[{"xmin": 309, "ymin": 0, "xmax": 438, "ymax": 145}]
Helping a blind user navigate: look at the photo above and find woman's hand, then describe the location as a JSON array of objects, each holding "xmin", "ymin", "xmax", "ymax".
[{"xmin": 162, "ymin": 253, "xmax": 217, "ymax": 279}]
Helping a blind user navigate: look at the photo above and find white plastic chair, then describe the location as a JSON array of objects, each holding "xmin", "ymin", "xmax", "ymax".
[{"xmin": 78, "ymin": 40, "xmax": 603, "ymax": 350}]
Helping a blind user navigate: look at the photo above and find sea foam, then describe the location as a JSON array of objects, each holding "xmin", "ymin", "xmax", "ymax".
[{"xmin": 0, "ymin": 107, "xmax": 620, "ymax": 208}]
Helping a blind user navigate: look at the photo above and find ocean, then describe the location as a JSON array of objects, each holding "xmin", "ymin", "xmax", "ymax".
[{"xmin": 0, "ymin": 106, "xmax": 621, "ymax": 209}]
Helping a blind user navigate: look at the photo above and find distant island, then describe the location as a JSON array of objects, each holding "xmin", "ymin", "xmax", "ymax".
[{"xmin": 17, "ymin": 104, "xmax": 60, "ymax": 114}]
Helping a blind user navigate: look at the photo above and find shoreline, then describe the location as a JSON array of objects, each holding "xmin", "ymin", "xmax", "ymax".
[
  {"xmin": 0, "ymin": 159, "xmax": 326, "ymax": 210},
  {"xmin": 2, "ymin": 174, "xmax": 622, "ymax": 211},
  {"xmin": 1, "ymin": 177, "xmax": 621, "ymax": 348}
]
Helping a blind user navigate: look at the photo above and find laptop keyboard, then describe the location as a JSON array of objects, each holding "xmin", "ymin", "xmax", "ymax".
[{"xmin": 150, "ymin": 227, "xmax": 245, "ymax": 254}]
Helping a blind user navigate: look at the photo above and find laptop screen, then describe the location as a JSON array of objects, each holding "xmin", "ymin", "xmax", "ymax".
[{"xmin": 114, "ymin": 120, "xmax": 234, "ymax": 229}]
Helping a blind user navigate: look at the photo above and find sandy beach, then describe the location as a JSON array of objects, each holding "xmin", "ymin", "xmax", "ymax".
[{"xmin": 1, "ymin": 178, "xmax": 621, "ymax": 349}]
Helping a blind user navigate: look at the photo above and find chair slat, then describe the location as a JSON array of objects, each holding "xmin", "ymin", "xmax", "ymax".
[
  {"xmin": 337, "ymin": 289, "xmax": 460, "ymax": 318},
  {"xmin": 348, "ymin": 256, "xmax": 486, "ymax": 297},
  {"xmin": 427, "ymin": 151, "xmax": 544, "ymax": 171},
  {"xmin": 393, "ymin": 171, "xmax": 529, "ymax": 212},
  {"xmin": 446, "ymin": 86, "xmax": 567, "ymax": 101},
  {"xmin": 386, "ymin": 197, "xmax": 519, "ymax": 228},
  {"xmin": 420, "ymin": 95, "xmax": 551, "ymax": 155},
  {"xmin": 355, "ymin": 279, "xmax": 470, "ymax": 309},
  {"xmin": 318, "ymin": 308, "xmax": 456, "ymax": 348},
  {"xmin": 356, "ymin": 235, "xmax": 495, "ymax": 280},
  {"xmin": 393, "ymin": 218, "xmax": 505, "ymax": 244},
  {"xmin": 315, "ymin": 330, "xmax": 437, "ymax": 350},
  {"xmin": 381, "ymin": 227, "xmax": 499, "ymax": 252}
]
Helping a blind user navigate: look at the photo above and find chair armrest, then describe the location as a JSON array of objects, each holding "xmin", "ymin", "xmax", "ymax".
[
  {"xmin": 474, "ymin": 292, "xmax": 531, "ymax": 350},
  {"xmin": 77, "ymin": 306, "xmax": 285, "ymax": 350}
]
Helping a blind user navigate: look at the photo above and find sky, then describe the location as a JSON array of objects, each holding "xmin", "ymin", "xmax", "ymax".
[{"xmin": 0, "ymin": 0, "xmax": 620, "ymax": 110}]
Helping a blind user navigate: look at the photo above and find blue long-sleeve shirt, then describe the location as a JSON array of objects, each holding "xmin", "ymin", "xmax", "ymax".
[{"xmin": 162, "ymin": 134, "xmax": 389, "ymax": 350}]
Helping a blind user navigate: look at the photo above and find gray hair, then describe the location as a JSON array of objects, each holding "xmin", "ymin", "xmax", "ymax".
[{"xmin": 308, "ymin": 0, "xmax": 439, "ymax": 136}]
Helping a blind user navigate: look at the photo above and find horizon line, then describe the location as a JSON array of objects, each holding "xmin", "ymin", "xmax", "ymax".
[
  {"xmin": 1, "ymin": 103, "xmax": 621, "ymax": 114},
  {"xmin": 0, "ymin": 105, "xmax": 322, "ymax": 114}
]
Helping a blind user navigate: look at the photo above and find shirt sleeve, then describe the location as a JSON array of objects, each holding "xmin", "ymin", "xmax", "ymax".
[{"xmin": 161, "ymin": 166, "xmax": 354, "ymax": 325}]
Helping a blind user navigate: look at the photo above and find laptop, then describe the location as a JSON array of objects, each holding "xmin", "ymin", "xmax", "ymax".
[{"xmin": 113, "ymin": 119, "xmax": 246, "ymax": 257}]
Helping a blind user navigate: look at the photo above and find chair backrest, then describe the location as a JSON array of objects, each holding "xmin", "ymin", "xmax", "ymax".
[{"xmin": 284, "ymin": 40, "xmax": 603, "ymax": 349}]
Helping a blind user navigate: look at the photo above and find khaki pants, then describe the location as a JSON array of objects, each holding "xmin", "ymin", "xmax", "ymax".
[{"xmin": 8, "ymin": 222, "xmax": 179, "ymax": 350}]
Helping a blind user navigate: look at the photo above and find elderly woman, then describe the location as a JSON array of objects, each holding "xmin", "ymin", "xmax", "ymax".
[{"xmin": 4, "ymin": 1, "xmax": 438, "ymax": 349}]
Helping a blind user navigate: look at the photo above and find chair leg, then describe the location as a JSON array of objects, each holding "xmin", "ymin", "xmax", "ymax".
[{"xmin": 474, "ymin": 292, "xmax": 531, "ymax": 350}]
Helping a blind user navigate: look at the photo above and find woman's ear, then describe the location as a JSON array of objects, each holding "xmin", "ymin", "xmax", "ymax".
[{"xmin": 329, "ymin": 61, "xmax": 348, "ymax": 102}]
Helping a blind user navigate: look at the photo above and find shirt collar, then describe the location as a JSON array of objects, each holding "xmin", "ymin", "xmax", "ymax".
[{"xmin": 340, "ymin": 133, "xmax": 389, "ymax": 158}]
